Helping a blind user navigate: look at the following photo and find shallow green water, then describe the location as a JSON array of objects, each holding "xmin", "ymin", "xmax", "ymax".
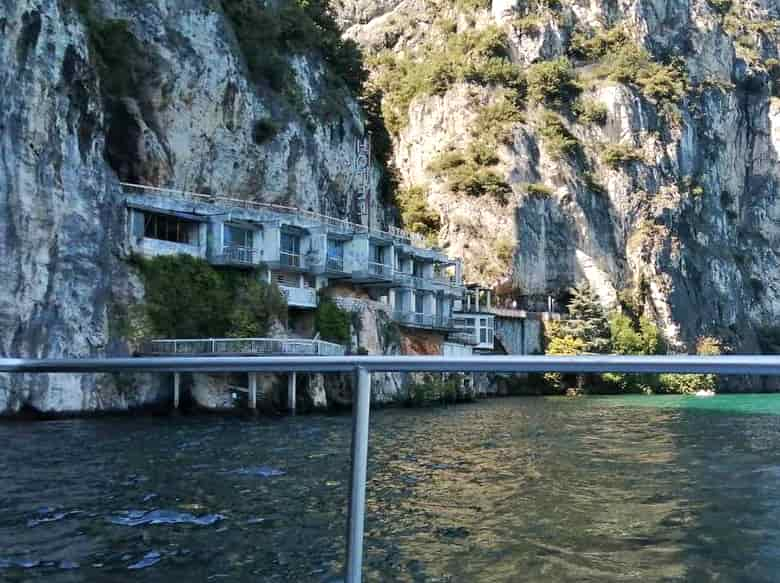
[{"xmin": 3, "ymin": 395, "xmax": 780, "ymax": 582}]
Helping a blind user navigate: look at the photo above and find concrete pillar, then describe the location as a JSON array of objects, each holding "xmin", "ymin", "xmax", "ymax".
[
  {"xmin": 173, "ymin": 373, "xmax": 180, "ymax": 409},
  {"xmin": 249, "ymin": 373, "xmax": 257, "ymax": 409},
  {"xmin": 288, "ymin": 372, "xmax": 297, "ymax": 414},
  {"xmin": 486, "ymin": 290, "xmax": 492, "ymax": 311}
]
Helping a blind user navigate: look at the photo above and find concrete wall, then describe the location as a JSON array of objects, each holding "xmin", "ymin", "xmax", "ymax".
[{"xmin": 495, "ymin": 316, "xmax": 543, "ymax": 355}]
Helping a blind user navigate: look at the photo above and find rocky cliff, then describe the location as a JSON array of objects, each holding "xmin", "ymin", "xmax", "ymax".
[
  {"xmin": 336, "ymin": 0, "xmax": 780, "ymax": 354},
  {"xmin": 0, "ymin": 0, "xmax": 389, "ymax": 414}
]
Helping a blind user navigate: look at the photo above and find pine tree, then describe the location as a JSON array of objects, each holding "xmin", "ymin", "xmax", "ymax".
[{"xmin": 563, "ymin": 281, "xmax": 611, "ymax": 353}]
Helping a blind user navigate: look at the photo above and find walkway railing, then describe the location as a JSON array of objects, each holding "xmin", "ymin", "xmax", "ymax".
[
  {"xmin": 121, "ymin": 182, "xmax": 428, "ymax": 249},
  {"xmin": 139, "ymin": 338, "xmax": 345, "ymax": 356},
  {"xmin": 5, "ymin": 354, "xmax": 780, "ymax": 583}
]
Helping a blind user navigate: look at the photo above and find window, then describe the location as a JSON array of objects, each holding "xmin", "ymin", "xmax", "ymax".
[
  {"xmin": 327, "ymin": 239, "xmax": 344, "ymax": 271},
  {"xmin": 142, "ymin": 212, "xmax": 198, "ymax": 245},
  {"xmin": 413, "ymin": 260, "xmax": 424, "ymax": 278},
  {"xmin": 371, "ymin": 244, "xmax": 385, "ymax": 265},
  {"xmin": 281, "ymin": 233, "xmax": 301, "ymax": 267},
  {"xmin": 414, "ymin": 291, "xmax": 425, "ymax": 314},
  {"xmin": 224, "ymin": 225, "xmax": 253, "ymax": 249}
]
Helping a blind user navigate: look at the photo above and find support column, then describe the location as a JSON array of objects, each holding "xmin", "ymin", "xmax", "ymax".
[
  {"xmin": 173, "ymin": 373, "xmax": 180, "ymax": 409},
  {"xmin": 345, "ymin": 367, "xmax": 371, "ymax": 583},
  {"xmin": 288, "ymin": 372, "xmax": 297, "ymax": 414},
  {"xmin": 249, "ymin": 373, "xmax": 257, "ymax": 410}
]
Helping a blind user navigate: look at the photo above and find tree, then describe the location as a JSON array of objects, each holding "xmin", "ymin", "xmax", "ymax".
[{"xmin": 563, "ymin": 281, "xmax": 611, "ymax": 353}]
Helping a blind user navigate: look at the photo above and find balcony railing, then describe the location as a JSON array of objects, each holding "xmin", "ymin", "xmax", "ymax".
[
  {"xmin": 139, "ymin": 337, "xmax": 345, "ymax": 356},
  {"xmin": 279, "ymin": 285, "xmax": 318, "ymax": 308},
  {"xmin": 368, "ymin": 262, "xmax": 393, "ymax": 278},
  {"xmin": 214, "ymin": 246, "xmax": 255, "ymax": 266},
  {"xmin": 392, "ymin": 311, "xmax": 453, "ymax": 330},
  {"xmin": 280, "ymin": 251, "xmax": 302, "ymax": 268},
  {"xmin": 326, "ymin": 256, "xmax": 346, "ymax": 273},
  {"xmin": 448, "ymin": 331, "xmax": 478, "ymax": 346}
]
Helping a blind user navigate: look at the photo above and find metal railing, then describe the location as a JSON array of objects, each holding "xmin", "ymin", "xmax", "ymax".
[
  {"xmin": 4, "ymin": 354, "xmax": 780, "ymax": 583},
  {"xmin": 367, "ymin": 262, "xmax": 392, "ymax": 278},
  {"xmin": 448, "ymin": 331, "xmax": 478, "ymax": 346},
  {"xmin": 215, "ymin": 246, "xmax": 255, "ymax": 265},
  {"xmin": 280, "ymin": 251, "xmax": 302, "ymax": 268},
  {"xmin": 393, "ymin": 311, "xmax": 453, "ymax": 330},
  {"xmin": 278, "ymin": 286, "xmax": 318, "ymax": 308},
  {"xmin": 140, "ymin": 338, "xmax": 345, "ymax": 356},
  {"xmin": 326, "ymin": 256, "xmax": 345, "ymax": 273},
  {"xmin": 121, "ymin": 182, "xmax": 429, "ymax": 249}
]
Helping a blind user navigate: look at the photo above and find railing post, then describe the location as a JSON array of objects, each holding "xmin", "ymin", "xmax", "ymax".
[
  {"xmin": 249, "ymin": 373, "xmax": 257, "ymax": 410},
  {"xmin": 345, "ymin": 367, "xmax": 371, "ymax": 583},
  {"xmin": 288, "ymin": 372, "xmax": 296, "ymax": 415},
  {"xmin": 173, "ymin": 373, "xmax": 180, "ymax": 409}
]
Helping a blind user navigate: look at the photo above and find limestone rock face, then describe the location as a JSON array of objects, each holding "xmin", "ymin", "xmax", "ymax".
[
  {"xmin": 337, "ymin": 0, "xmax": 780, "ymax": 354},
  {"xmin": 0, "ymin": 0, "xmax": 387, "ymax": 414}
]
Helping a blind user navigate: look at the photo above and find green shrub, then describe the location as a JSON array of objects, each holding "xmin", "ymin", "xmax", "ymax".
[
  {"xmin": 609, "ymin": 312, "xmax": 660, "ymax": 355},
  {"xmin": 512, "ymin": 15, "xmax": 542, "ymax": 35},
  {"xmin": 526, "ymin": 57, "xmax": 580, "ymax": 107},
  {"xmin": 568, "ymin": 26, "xmax": 630, "ymax": 62},
  {"xmin": 707, "ymin": 0, "xmax": 733, "ymax": 15},
  {"xmin": 134, "ymin": 255, "xmax": 286, "ymax": 338},
  {"xmin": 315, "ymin": 299, "xmax": 351, "ymax": 344},
  {"xmin": 537, "ymin": 112, "xmax": 579, "ymax": 159},
  {"xmin": 472, "ymin": 98, "xmax": 525, "ymax": 143},
  {"xmin": 523, "ymin": 182, "xmax": 554, "ymax": 198},
  {"xmin": 253, "ymin": 118, "xmax": 280, "ymax": 144},
  {"xmin": 601, "ymin": 143, "xmax": 643, "ymax": 168},
  {"xmin": 373, "ymin": 27, "xmax": 523, "ymax": 133},
  {"xmin": 572, "ymin": 98, "xmax": 608, "ymax": 125},
  {"xmin": 406, "ymin": 374, "xmax": 461, "ymax": 406},
  {"xmin": 395, "ymin": 186, "xmax": 441, "ymax": 241},
  {"xmin": 495, "ymin": 236, "xmax": 515, "ymax": 265},
  {"xmin": 221, "ymin": 0, "xmax": 366, "ymax": 94},
  {"xmin": 600, "ymin": 45, "xmax": 687, "ymax": 103},
  {"xmin": 659, "ymin": 337, "xmax": 722, "ymax": 394}
]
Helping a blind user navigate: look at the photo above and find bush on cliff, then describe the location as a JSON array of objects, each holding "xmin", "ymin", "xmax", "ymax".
[
  {"xmin": 315, "ymin": 299, "xmax": 351, "ymax": 344},
  {"xmin": 133, "ymin": 255, "xmax": 286, "ymax": 339}
]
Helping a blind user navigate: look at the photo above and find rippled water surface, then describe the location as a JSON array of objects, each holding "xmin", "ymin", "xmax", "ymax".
[{"xmin": 3, "ymin": 395, "xmax": 780, "ymax": 582}]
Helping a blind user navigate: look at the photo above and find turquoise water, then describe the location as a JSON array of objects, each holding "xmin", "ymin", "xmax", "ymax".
[{"xmin": 3, "ymin": 395, "xmax": 780, "ymax": 581}]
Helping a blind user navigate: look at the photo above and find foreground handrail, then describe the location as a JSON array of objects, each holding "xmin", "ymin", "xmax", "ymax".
[
  {"xmin": 3, "ymin": 355, "xmax": 780, "ymax": 375},
  {"xmin": 4, "ymin": 353, "xmax": 780, "ymax": 583}
]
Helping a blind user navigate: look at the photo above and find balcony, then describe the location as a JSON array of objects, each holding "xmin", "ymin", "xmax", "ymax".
[
  {"xmin": 280, "ymin": 285, "xmax": 318, "ymax": 309},
  {"xmin": 211, "ymin": 246, "xmax": 256, "ymax": 267},
  {"xmin": 139, "ymin": 337, "xmax": 345, "ymax": 356},
  {"xmin": 280, "ymin": 250, "xmax": 302, "ymax": 268},
  {"xmin": 352, "ymin": 261, "xmax": 393, "ymax": 285},
  {"xmin": 392, "ymin": 311, "xmax": 454, "ymax": 331},
  {"xmin": 325, "ymin": 256, "xmax": 348, "ymax": 276}
]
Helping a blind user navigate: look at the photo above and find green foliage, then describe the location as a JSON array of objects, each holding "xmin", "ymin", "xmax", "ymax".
[
  {"xmin": 253, "ymin": 118, "xmax": 280, "ymax": 144},
  {"xmin": 659, "ymin": 337, "xmax": 722, "ymax": 394},
  {"xmin": 472, "ymin": 97, "xmax": 525, "ymax": 143},
  {"xmin": 396, "ymin": 186, "xmax": 441, "ymax": 242},
  {"xmin": 87, "ymin": 18, "xmax": 152, "ymax": 102},
  {"xmin": 372, "ymin": 27, "xmax": 523, "ymax": 133},
  {"xmin": 568, "ymin": 26, "xmax": 630, "ymax": 62},
  {"xmin": 406, "ymin": 374, "xmax": 461, "ymax": 406},
  {"xmin": 221, "ymin": 0, "xmax": 366, "ymax": 94},
  {"xmin": 537, "ymin": 112, "xmax": 579, "ymax": 159},
  {"xmin": 601, "ymin": 45, "xmax": 687, "ymax": 103},
  {"xmin": 572, "ymin": 98, "xmax": 608, "ymax": 125},
  {"xmin": 428, "ymin": 146, "xmax": 512, "ymax": 202},
  {"xmin": 134, "ymin": 255, "xmax": 286, "ymax": 338},
  {"xmin": 512, "ymin": 15, "xmax": 542, "ymax": 35},
  {"xmin": 707, "ymin": 0, "xmax": 732, "ymax": 15},
  {"xmin": 526, "ymin": 58, "xmax": 580, "ymax": 107},
  {"xmin": 228, "ymin": 278, "xmax": 289, "ymax": 337},
  {"xmin": 609, "ymin": 312, "xmax": 660, "ymax": 355},
  {"xmin": 455, "ymin": 0, "xmax": 491, "ymax": 11},
  {"xmin": 562, "ymin": 281, "xmax": 612, "ymax": 353},
  {"xmin": 315, "ymin": 299, "xmax": 351, "ymax": 344},
  {"xmin": 601, "ymin": 143, "xmax": 644, "ymax": 168},
  {"xmin": 494, "ymin": 236, "xmax": 515, "ymax": 265},
  {"xmin": 523, "ymin": 182, "xmax": 554, "ymax": 198}
]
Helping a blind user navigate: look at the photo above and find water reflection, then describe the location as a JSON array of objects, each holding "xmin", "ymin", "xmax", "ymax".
[{"xmin": 1, "ymin": 398, "xmax": 780, "ymax": 581}]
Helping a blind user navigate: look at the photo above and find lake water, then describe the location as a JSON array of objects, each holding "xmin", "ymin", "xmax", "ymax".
[{"xmin": 3, "ymin": 395, "xmax": 780, "ymax": 582}]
